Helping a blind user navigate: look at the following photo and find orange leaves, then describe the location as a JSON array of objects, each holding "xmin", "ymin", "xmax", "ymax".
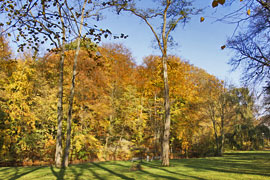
[
  {"xmin": 247, "ymin": 9, "xmax": 251, "ymax": 16},
  {"xmin": 212, "ymin": 0, "xmax": 225, "ymax": 8},
  {"xmin": 200, "ymin": 17, "xmax": 205, "ymax": 22},
  {"xmin": 0, "ymin": 40, "xmax": 233, "ymax": 162},
  {"xmin": 221, "ymin": 45, "xmax": 226, "ymax": 50}
]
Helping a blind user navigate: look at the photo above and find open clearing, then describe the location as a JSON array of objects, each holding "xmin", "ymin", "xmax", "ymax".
[{"xmin": 1, "ymin": 151, "xmax": 270, "ymax": 180}]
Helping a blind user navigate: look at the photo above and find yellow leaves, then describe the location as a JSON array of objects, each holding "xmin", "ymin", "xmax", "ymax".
[
  {"xmin": 74, "ymin": 136, "xmax": 83, "ymax": 153},
  {"xmin": 73, "ymin": 133, "xmax": 101, "ymax": 154},
  {"xmin": 247, "ymin": 9, "xmax": 251, "ymax": 16},
  {"xmin": 17, "ymin": 126, "xmax": 21, "ymax": 134},
  {"xmin": 200, "ymin": 17, "xmax": 205, "ymax": 22},
  {"xmin": 181, "ymin": 141, "xmax": 189, "ymax": 151}
]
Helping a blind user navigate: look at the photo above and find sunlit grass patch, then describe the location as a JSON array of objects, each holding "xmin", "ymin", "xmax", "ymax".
[{"xmin": 1, "ymin": 151, "xmax": 270, "ymax": 180}]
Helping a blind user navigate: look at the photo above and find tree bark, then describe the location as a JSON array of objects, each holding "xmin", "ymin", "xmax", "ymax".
[
  {"xmin": 154, "ymin": 93, "xmax": 159, "ymax": 157},
  {"xmin": 116, "ymin": 0, "xmax": 188, "ymax": 166},
  {"xmin": 55, "ymin": 44, "xmax": 65, "ymax": 168},
  {"xmin": 220, "ymin": 109, "xmax": 225, "ymax": 156},
  {"xmin": 63, "ymin": 38, "xmax": 80, "ymax": 167},
  {"xmin": 63, "ymin": 0, "xmax": 87, "ymax": 167},
  {"xmin": 209, "ymin": 104, "xmax": 220, "ymax": 156},
  {"xmin": 161, "ymin": 54, "xmax": 171, "ymax": 166},
  {"xmin": 213, "ymin": 120, "xmax": 219, "ymax": 156}
]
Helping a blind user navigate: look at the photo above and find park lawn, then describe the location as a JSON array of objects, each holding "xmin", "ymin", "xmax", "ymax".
[{"xmin": 1, "ymin": 151, "xmax": 270, "ymax": 180}]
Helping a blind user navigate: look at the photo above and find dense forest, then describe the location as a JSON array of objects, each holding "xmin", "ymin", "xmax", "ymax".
[
  {"xmin": 0, "ymin": 36, "xmax": 268, "ymax": 166},
  {"xmin": 0, "ymin": 0, "xmax": 270, "ymax": 168}
]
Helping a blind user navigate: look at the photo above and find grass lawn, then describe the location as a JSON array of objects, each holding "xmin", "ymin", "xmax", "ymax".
[{"xmin": 1, "ymin": 151, "xmax": 270, "ymax": 180}]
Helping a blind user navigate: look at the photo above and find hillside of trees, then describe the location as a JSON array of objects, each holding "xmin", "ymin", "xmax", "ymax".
[
  {"xmin": 0, "ymin": 36, "xmax": 268, "ymax": 166},
  {"xmin": 1, "ymin": 0, "xmax": 270, "ymax": 168}
]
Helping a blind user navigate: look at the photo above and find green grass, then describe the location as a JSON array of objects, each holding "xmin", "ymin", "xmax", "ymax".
[{"xmin": 1, "ymin": 151, "xmax": 270, "ymax": 180}]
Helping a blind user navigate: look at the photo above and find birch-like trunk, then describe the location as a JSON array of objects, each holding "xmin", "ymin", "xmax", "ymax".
[
  {"xmin": 63, "ymin": 0, "xmax": 87, "ymax": 167},
  {"xmin": 213, "ymin": 120, "xmax": 219, "ymax": 156},
  {"xmin": 55, "ymin": 5, "xmax": 66, "ymax": 166},
  {"xmin": 55, "ymin": 43, "xmax": 65, "ymax": 168},
  {"xmin": 115, "ymin": 0, "xmax": 188, "ymax": 166},
  {"xmin": 210, "ymin": 104, "xmax": 220, "ymax": 156},
  {"xmin": 220, "ymin": 105, "xmax": 225, "ymax": 156}
]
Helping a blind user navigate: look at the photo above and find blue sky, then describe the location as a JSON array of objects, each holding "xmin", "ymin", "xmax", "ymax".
[
  {"xmin": 6, "ymin": 0, "xmax": 246, "ymax": 86},
  {"xmin": 94, "ymin": 0, "xmax": 246, "ymax": 86}
]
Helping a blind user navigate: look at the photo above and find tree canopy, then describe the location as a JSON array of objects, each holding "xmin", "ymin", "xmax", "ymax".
[{"xmin": 0, "ymin": 0, "xmax": 268, "ymax": 169}]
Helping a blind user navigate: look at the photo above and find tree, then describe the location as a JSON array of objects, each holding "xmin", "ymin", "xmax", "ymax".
[
  {"xmin": 97, "ymin": 43, "xmax": 139, "ymax": 160},
  {"xmin": 223, "ymin": 0, "xmax": 270, "ymax": 84},
  {"xmin": 136, "ymin": 55, "xmax": 164, "ymax": 157},
  {"xmin": 63, "ymin": 0, "xmax": 88, "ymax": 168},
  {"xmin": 262, "ymin": 82, "xmax": 270, "ymax": 126},
  {"xmin": 113, "ymin": 0, "xmax": 200, "ymax": 166},
  {"xmin": 3, "ymin": 0, "xmax": 112, "ymax": 167},
  {"xmin": 3, "ymin": 0, "xmax": 70, "ymax": 167},
  {"xmin": 225, "ymin": 87, "xmax": 258, "ymax": 150}
]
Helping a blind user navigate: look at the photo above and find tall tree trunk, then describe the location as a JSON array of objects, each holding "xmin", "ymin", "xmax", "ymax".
[
  {"xmin": 161, "ymin": 54, "xmax": 171, "ymax": 166},
  {"xmin": 63, "ymin": 37, "xmax": 80, "ymax": 167},
  {"xmin": 63, "ymin": 0, "xmax": 87, "ymax": 167},
  {"xmin": 219, "ymin": 93, "xmax": 226, "ymax": 156},
  {"xmin": 212, "ymin": 115, "xmax": 219, "ymax": 155},
  {"xmin": 209, "ymin": 104, "xmax": 220, "ymax": 156},
  {"xmin": 154, "ymin": 93, "xmax": 159, "ymax": 157},
  {"xmin": 55, "ymin": 45, "xmax": 65, "ymax": 168},
  {"xmin": 160, "ymin": 2, "xmax": 171, "ymax": 166},
  {"xmin": 213, "ymin": 120, "xmax": 219, "ymax": 156},
  {"xmin": 55, "ymin": 1, "xmax": 67, "ymax": 168},
  {"xmin": 104, "ymin": 115, "xmax": 113, "ymax": 160},
  {"xmin": 220, "ymin": 112, "xmax": 224, "ymax": 156}
]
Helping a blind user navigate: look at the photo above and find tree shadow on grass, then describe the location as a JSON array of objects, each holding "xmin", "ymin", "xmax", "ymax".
[
  {"xmin": 139, "ymin": 169, "xmax": 182, "ymax": 180},
  {"xmin": 113, "ymin": 161, "xmax": 133, "ymax": 168},
  {"xmin": 91, "ymin": 162, "xmax": 135, "ymax": 180},
  {"xmin": 69, "ymin": 165, "xmax": 85, "ymax": 180},
  {"xmin": 185, "ymin": 163, "xmax": 270, "ymax": 177},
  {"xmin": 225, "ymin": 152, "xmax": 270, "ymax": 157},
  {"xmin": 181, "ymin": 157, "xmax": 270, "ymax": 177},
  {"xmin": 9, "ymin": 166, "xmax": 43, "ymax": 180},
  {"xmin": 81, "ymin": 161, "xmax": 131, "ymax": 180},
  {"xmin": 86, "ymin": 166, "xmax": 105, "ymax": 180},
  {"xmin": 91, "ymin": 161, "xmax": 205, "ymax": 179},
  {"xmin": 141, "ymin": 162, "xmax": 206, "ymax": 180},
  {"xmin": 0, "ymin": 167, "xmax": 10, "ymax": 173},
  {"xmin": 50, "ymin": 166, "xmax": 66, "ymax": 180},
  {"xmin": 225, "ymin": 152, "xmax": 270, "ymax": 156}
]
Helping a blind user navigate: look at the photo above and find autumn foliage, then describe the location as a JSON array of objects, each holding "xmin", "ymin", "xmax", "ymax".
[{"xmin": 0, "ymin": 36, "xmax": 266, "ymax": 166}]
